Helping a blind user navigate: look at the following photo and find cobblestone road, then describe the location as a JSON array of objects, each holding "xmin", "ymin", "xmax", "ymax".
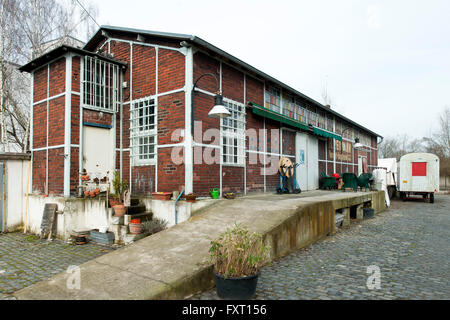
[
  {"xmin": 0, "ymin": 233, "xmax": 115, "ymax": 300},
  {"xmin": 192, "ymin": 195, "xmax": 450, "ymax": 300}
]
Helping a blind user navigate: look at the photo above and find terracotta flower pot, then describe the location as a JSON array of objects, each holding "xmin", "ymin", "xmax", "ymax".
[
  {"xmin": 89, "ymin": 191, "xmax": 96, "ymax": 198},
  {"xmin": 113, "ymin": 204, "xmax": 126, "ymax": 217},
  {"xmin": 129, "ymin": 223, "xmax": 143, "ymax": 234},
  {"xmin": 109, "ymin": 198, "xmax": 121, "ymax": 207},
  {"xmin": 84, "ymin": 190, "xmax": 90, "ymax": 197},
  {"xmin": 152, "ymin": 192, "xmax": 173, "ymax": 201},
  {"xmin": 185, "ymin": 194, "xmax": 196, "ymax": 203}
]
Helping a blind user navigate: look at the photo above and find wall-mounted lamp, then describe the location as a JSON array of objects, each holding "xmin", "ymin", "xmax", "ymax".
[{"xmin": 191, "ymin": 73, "xmax": 230, "ymax": 134}]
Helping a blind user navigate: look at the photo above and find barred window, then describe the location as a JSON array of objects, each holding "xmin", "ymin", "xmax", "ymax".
[
  {"xmin": 82, "ymin": 56, "xmax": 120, "ymax": 112},
  {"xmin": 130, "ymin": 97, "xmax": 157, "ymax": 165},
  {"xmin": 221, "ymin": 99, "xmax": 245, "ymax": 165}
]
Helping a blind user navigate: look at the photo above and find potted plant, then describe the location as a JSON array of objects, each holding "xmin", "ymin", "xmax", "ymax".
[
  {"xmin": 111, "ymin": 171, "xmax": 129, "ymax": 216},
  {"xmin": 151, "ymin": 192, "xmax": 173, "ymax": 201},
  {"xmin": 209, "ymin": 223, "xmax": 268, "ymax": 300},
  {"xmin": 185, "ymin": 193, "xmax": 196, "ymax": 203},
  {"xmin": 129, "ymin": 221, "xmax": 144, "ymax": 234}
]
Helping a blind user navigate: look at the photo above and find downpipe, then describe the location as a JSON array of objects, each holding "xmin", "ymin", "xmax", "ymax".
[{"xmin": 174, "ymin": 189, "xmax": 185, "ymax": 225}]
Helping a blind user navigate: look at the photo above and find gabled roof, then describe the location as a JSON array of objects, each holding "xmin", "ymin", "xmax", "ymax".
[
  {"xmin": 19, "ymin": 44, "xmax": 127, "ymax": 73},
  {"xmin": 85, "ymin": 26, "xmax": 382, "ymax": 139}
]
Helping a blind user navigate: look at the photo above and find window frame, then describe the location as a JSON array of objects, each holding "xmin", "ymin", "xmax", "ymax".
[
  {"xmin": 130, "ymin": 96, "xmax": 158, "ymax": 166},
  {"xmin": 221, "ymin": 98, "xmax": 246, "ymax": 167},
  {"xmin": 81, "ymin": 56, "xmax": 120, "ymax": 113}
]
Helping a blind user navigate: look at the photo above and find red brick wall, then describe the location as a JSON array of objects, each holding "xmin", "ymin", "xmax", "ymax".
[
  {"xmin": 31, "ymin": 57, "xmax": 67, "ymax": 195},
  {"xmin": 33, "ymin": 66, "xmax": 48, "ymax": 102},
  {"xmin": 47, "ymin": 147, "xmax": 64, "ymax": 195},
  {"xmin": 132, "ymin": 165, "xmax": 155, "ymax": 195},
  {"xmin": 157, "ymin": 92, "xmax": 185, "ymax": 145},
  {"xmin": 246, "ymin": 75, "xmax": 264, "ymax": 106},
  {"xmin": 222, "ymin": 63, "xmax": 244, "ymax": 103},
  {"xmin": 48, "ymin": 96, "xmax": 65, "ymax": 146},
  {"xmin": 33, "ymin": 102, "xmax": 47, "ymax": 149},
  {"xmin": 72, "ymin": 56, "xmax": 80, "ymax": 92},
  {"xmin": 158, "ymin": 48, "xmax": 185, "ymax": 93},
  {"xmin": 70, "ymin": 147, "xmax": 79, "ymax": 193},
  {"xmin": 158, "ymin": 148, "xmax": 185, "ymax": 193},
  {"xmin": 32, "ymin": 150, "xmax": 46, "ymax": 193},
  {"xmin": 49, "ymin": 58, "xmax": 65, "ymax": 97},
  {"xmin": 71, "ymin": 95, "xmax": 80, "ymax": 145},
  {"xmin": 132, "ymin": 44, "xmax": 156, "ymax": 99},
  {"xmin": 83, "ymin": 109, "xmax": 113, "ymax": 127}
]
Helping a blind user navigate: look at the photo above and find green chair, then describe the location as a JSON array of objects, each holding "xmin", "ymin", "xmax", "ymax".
[
  {"xmin": 342, "ymin": 173, "xmax": 358, "ymax": 192},
  {"xmin": 320, "ymin": 172, "xmax": 336, "ymax": 190},
  {"xmin": 357, "ymin": 173, "xmax": 373, "ymax": 191}
]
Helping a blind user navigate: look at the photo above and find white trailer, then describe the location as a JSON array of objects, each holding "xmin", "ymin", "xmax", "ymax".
[
  {"xmin": 377, "ymin": 158, "xmax": 398, "ymax": 199},
  {"xmin": 398, "ymin": 153, "xmax": 439, "ymax": 203}
]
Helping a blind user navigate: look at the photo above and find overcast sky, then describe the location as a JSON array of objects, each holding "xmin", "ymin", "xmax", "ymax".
[{"xmin": 90, "ymin": 0, "xmax": 450, "ymax": 140}]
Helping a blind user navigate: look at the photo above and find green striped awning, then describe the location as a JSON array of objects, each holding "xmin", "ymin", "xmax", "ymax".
[
  {"xmin": 248, "ymin": 102, "xmax": 342, "ymax": 141},
  {"xmin": 312, "ymin": 127, "xmax": 342, "ymax": 141},
  {"xmin": 249, "ymin": 102, "xmax": 309, "ymax": 131}
]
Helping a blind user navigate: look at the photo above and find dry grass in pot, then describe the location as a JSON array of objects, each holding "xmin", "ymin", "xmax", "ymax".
[{"xmin": 209, "ymin": 223, "xmax": 268, "ymax": 279}]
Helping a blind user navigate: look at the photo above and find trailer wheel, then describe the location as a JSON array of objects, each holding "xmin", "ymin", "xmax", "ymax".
[
  {"xmin": 430, "ymin": 193, "xmax": 434, "ymax": 203},
  {"xmin": 388, "ymin": 186, "xmax": 396, "ymax": 199},
  {"xmin": 400, "ymin": 192, "xmax": 406, "ymax": 201}
]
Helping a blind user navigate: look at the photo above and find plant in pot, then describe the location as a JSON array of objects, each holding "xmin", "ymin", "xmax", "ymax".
[
  {"xmin": 209, "ymin": 223, "xmax": 268, "ymax": 300},
  {"xmin": 111, "ymin": 171, "xmax": 129, "ymax": 217},
  {"xmin": 185, "ymin": 193, "xmax": 196, "ymax": 202}
]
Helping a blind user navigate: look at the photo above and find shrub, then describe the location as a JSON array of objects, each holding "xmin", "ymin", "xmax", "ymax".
[
  {"xmin": 209, "ymin": 223, "xmax": 268, "ymax": 279},
  {"xmin": 142, "ymin": 218, "xmax": 168, "ymax": 235}
]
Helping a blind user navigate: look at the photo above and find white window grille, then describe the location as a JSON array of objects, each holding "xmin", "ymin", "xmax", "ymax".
[
  {"xmin": 130, "ymin": 96, "xmax": 157, "ymax": 165},
  {"xmin": 82, "ymin": 56, "xmax": 120, "ymax": 112},
  {"xmin": 221, "ymin": 99, "xmax": 246, "ymax": 166}
]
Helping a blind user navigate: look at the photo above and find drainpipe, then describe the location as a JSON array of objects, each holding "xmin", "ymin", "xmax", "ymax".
[{"xmin": 174, "ymin": 189, "xmax": 185, "ymax": 225}]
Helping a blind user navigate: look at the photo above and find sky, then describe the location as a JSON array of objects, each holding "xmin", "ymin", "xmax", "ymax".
[{"xmin": 87, "ymin": 0, "xmax": 450, "ymax": 140}]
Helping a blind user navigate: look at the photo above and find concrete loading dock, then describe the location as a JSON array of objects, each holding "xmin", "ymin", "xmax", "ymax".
[{"xmin": 14, "ymin": 190, "xmax": 385, "ymax": 300}]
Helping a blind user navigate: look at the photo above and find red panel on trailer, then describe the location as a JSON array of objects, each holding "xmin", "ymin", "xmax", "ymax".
[{"xmin": 412, "ymin": 162, "xmax": 427, "ymax": 176}]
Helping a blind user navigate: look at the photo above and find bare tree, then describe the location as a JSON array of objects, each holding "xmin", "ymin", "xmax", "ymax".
[
  {"xmin": 0, "ymin": 0, "xmax": 98, "ymax": 152},
  {"xmin": 378, "ymin": 134, "xmax": 424, "ymax": 160},
  {"xmin": 422, "ymin": 106, "xmax": 450, "ymax": 177}
]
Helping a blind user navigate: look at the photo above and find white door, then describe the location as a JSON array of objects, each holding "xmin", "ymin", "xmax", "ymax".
[
  {"xmin": 307, "ymin": 136, "xmax": 319, "ymax": 190},
  {"xmin": 295, "ymin": 132, "xmax": 308, "ymax": 191},
  {"xmin": 358, "ymin": 156, "xmax": 367, "ymax": 175},
  {"xmin": 83, "ymin": 126, "xmax": 114, "ymax": 183},
  {"xmin": 295, "ymin": 133, "xmax": 319, "ymax": 191}
]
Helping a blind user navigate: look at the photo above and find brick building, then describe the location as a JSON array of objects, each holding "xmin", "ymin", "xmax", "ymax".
[{"xmin": 20, "ymin": 25, "xmax": 382, "ymax": 198}]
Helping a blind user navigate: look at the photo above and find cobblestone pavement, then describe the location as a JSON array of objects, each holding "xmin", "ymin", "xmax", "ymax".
[
  {"xmin": 0, "ymin": 233, "xmax": 115, "ymax": 300},
  {"xmin": 192, "ymin": 195, "xmax": 450, "ymax": 300}
]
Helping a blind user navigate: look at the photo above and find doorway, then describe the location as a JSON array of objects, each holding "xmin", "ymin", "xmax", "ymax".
[
  {"xmin": 82, "ymin": 125, "xmax": 114, "ymax": 184},
  {"xmin": 295, "ymin": 132, "xmax": 319, "ymax": 191}
]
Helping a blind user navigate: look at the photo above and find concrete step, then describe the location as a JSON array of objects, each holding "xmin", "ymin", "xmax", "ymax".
[{"xmin": 127, "ymin": 205, "xmax": 146, "ymax": 215}]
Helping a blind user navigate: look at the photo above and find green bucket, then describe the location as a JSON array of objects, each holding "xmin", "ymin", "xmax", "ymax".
[{"xmin": 210, "ymin": 188, "xmax": 220, "ymax": 199}]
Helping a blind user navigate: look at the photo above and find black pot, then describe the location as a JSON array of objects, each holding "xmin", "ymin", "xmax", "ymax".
[{"xmin": 213, "ymin": 270, "xmax": 259, "ymax": 300}]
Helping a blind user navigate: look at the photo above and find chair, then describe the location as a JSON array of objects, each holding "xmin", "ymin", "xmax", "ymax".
[
  {"xmin": 320, "ymin": 172, "xmax": 336, "ymax": 190},
  {"xmin": 342, "ymin": 173, "xmax": 358, "ymax": 192},
  {"xmin": 357, "ymin": 173, "xmax": 373, "ymax": 191}
]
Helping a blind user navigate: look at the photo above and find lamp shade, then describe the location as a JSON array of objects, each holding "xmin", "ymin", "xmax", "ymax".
[
  {"xmin": 354, "ymin": 138, "xmax": 363, "ymax": 150},
  {"xmin": 208, "ymin": 94, "xmax": 231, "ymax": 119}
]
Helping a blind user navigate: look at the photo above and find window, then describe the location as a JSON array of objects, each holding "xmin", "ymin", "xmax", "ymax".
[
  {"xmin": 264, "ymin": 86, "xmax": 281, "ymax": 113},
  {"xmin": 82, "ymin": 56, "xmax": 120, "ymax": 112},
  {"xmin": 221, "ymin": 99, "xmax": 245, "ymax": 165},
  {"xmin": 130, "ymin": 97, "xmax": 157, "ymax": 165}
]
